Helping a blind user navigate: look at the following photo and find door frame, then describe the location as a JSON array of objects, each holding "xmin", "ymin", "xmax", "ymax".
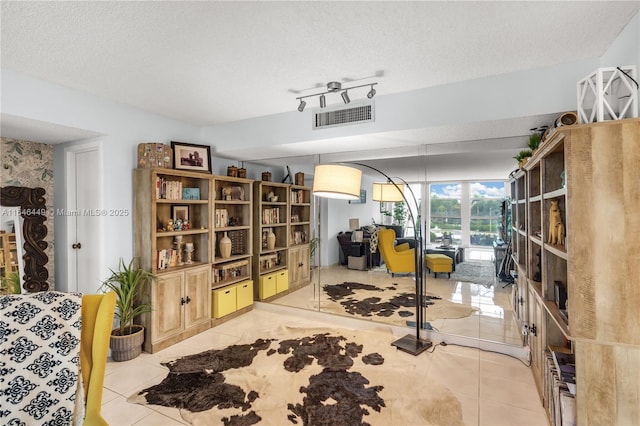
[{"xmin": 65, "ymin": 140, "xmax": 104, "ymax": 293}]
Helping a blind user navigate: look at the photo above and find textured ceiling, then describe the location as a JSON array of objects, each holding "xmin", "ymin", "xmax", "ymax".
[
  {"xmin": 1, "ymin": 1, "xmax": 638, "ymax": 181},
  {"xmin": 2, "ymin": 1, "xmax": 637, "ymax": 126}
]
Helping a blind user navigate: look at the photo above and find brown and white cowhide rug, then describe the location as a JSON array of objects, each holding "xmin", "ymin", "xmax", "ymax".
[
  {"xmin": 319, "ymin": 281, "xmax": 478, "ymax": 327},
  {"xmin": 128, "ymin": 326, "xmax": 464, "ymax": 425}
]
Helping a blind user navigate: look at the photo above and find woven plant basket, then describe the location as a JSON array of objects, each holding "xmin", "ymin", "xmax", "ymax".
[{"xmin": 110, "ymin": 325, "xmax": 144, "ymax": 362}]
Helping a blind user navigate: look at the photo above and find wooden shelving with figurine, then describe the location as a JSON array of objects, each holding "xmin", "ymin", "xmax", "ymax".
[{"xmin": 518, "ymin": 118, "xmax": 640, "ymax": 426}]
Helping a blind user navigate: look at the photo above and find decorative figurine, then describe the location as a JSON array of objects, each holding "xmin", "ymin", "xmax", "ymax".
[
  {"xmin": 548, "ymin": 200, "xmax": 565, "ymax": 246},
  {"xmin": 174, "ymin": 218, "xmax": 183, "ymax": 231},
  {"xmin": 167, "ymin": 219, "xmax": 174, "ymax": 232}
]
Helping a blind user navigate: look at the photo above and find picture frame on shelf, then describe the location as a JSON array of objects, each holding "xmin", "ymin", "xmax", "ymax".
[
  {"xmin": 172, "ymin": 205, "xmax": 189, "ymax": 223},
  {"xmin": 171, "ymin": 141, "xmax": 212, "ymax": 173}
]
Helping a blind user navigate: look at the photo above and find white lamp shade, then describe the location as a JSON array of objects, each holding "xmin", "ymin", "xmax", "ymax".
[
  {"xmin": 313, "ymin": 165, "xmax": 362, "ymax": 200},
  {"xmin": 372, "ymin": 182, "xmax": 405, "ymax": 202}
]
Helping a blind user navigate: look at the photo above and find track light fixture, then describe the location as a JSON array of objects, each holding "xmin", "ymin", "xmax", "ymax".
[
  {"xmin": 295, "ymin": 81, "xmax": 378, "ymax": 111},
  {"xmin": 341, "ymin": 90, "xmax": 350, "ymax": 104},
  {"xmin": 367, "ymin": 85, "xmax": 376, "ymax": 99}
]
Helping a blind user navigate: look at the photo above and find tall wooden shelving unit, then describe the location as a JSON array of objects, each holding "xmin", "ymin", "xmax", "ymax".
[
  {"xmin": 134, "ymin": 168, "xmax": 213, "ymax": 353},
  {"xmin": 516, "ymin": 118, "xmax": 640, "ymax": 425},
  {"xmin": 211, "ymin": 175, "xmax": 254, "ymax": 322},
  {"xmin": 288, "ymin": 184, "xmax": 311, "ymax": 289},
  {"xmin": 252, "ymin": 181, "xmax": 312, "ymax": 301},
  {"xmin": 253, "ymin": 181, "xmax": 290, "ymax": 300},
  {"xmin": 0, "ymin": 232, "xmax": 18, "ymax": 280}
]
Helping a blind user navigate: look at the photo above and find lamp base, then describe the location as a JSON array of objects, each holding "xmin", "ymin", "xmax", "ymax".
[{"xmin": 391, "ymin": 334, "xmax": 433, "ymax": 355}]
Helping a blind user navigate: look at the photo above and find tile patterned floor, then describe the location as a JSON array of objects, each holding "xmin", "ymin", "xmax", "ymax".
[
  {"xmin": 102, "ymin": 308, "xmax": 547, "ymax": 426},
  {"xmin": 273, "ymin": 260, "xmax": 523, "ymax": 346}
]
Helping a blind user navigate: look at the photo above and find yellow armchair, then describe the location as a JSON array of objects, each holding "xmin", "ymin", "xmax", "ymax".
[
  {"xmin": 378, "ymin": 228, "xmax": 415, "ymax": 276},
  {"xmin": 81, "ymin": 292, "xmax": 116, "ymax": 426}
]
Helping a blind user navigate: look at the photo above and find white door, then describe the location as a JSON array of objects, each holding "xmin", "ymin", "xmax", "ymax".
[{"xmin": 67, "ymin": 144, "xmax": 103, "ymax": 294}]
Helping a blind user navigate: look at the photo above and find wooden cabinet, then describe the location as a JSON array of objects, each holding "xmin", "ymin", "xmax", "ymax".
[
  {"xmin": 144, "ymin": 264, "xmax": 211, "ymax": 353},
  {"xmin": 288, "ymin": 244, "xmax": 309, "ymax": 288},
  {"xmin": 520, "ymin": 118, "xmax": 640, "ymax": 425},
  {"xmin": 134, "ymin": 168, "xmax": 213, "ymax": 353},
  {"xmin": 253, "ymin": 182, "xmax": 311, "ymax": 300}
]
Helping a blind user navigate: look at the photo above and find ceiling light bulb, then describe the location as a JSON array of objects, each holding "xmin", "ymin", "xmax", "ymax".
[
  {"xmin": 367, "ymin": 86, "xmax": 376, "ymax": 99},
  {"xmin": 341, "ymin": 91, "xmax": 350, "ymax": 104},
  {"xmin": 320, "ymin": 94, "xmax": 326, "ymax": 108},
  {"xmin": 298, "ymin": 99, "xmax": 306, "ymax": 112}
]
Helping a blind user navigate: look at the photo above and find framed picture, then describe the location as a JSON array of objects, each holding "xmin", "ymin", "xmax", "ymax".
[
  {"xmin": 171, "ymin": 141, "xmax": 212, "ymax": 173},
  {"xmin": 172, "ymin": 205, "xmax": 189, "ymax": 222},
  {"xmin": 348, "ymin": 189, "xmax": 366, "ymax": 204}
]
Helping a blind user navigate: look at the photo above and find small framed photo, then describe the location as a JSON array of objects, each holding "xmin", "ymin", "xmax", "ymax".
[
  {"xmin": 348, "ymin": 189, "xmax": 366, "ymax": 204},
  {"xmin": 172, "ymin": 205, "xmax": 189, "ymax": 222},
  {"xmin": 171, "ymin": 141, "xmax": 212, "ymax": 173}
]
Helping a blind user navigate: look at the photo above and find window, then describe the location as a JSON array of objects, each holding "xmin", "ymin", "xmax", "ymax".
[
  {"xmin": 427, "ymin": 181, "xmax": 506, "ymax": 247},
  {"xmin": 469, "ymin": 181, "xmax": 505, "ymax": 247},
  {"xmin": 429, "ymin": 183, "xmax": 461, "ymax": 244}
]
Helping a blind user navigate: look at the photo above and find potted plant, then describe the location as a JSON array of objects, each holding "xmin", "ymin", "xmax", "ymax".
[
  {"xmin": 0, "ymin": 271, "xmax": 21, "ymax": 295},
  {"xmin": 101, "ymin": 258, "xmax": 155, "ymax": 361},
  {"xmin": 514, "ymin": 149, "xmax": 533, "ymax": 168}
]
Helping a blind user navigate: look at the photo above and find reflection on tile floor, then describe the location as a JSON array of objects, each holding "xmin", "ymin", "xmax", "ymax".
[
  {"xmin": 103, "ymin": 308, "xmax": 546, "ymax": 426},
  {"xmin": 273, "ymin": 260, "xmax": 523, "ymax": 347}
]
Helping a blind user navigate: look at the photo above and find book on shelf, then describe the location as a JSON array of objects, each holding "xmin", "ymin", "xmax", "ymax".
[
  {"xmin": 552, "ymin": 350, "xmax": 576, "ymax": 388},
  {"xmin": 291, "ymin": 189, "xmax": 305, "ymax": 204},
  {"xmin": 215, "ymin": 209, "xmax": 228, "ymax": 227},
  {"xmin": 156, "ymin": 248, "xmax": 178, "ymax": 270},
  {"xmin": 182, "ymin": 187, "xmax": 200, "ymax": 200},
  {"xmin": 262, "ymin": 208, "xmax": 280, "ymax": 224},
  {"xmin": 213, "ymin": 259, "xmax": 249, "ymax": 283},
  {"xmin": 155, "ymin": 177, "xmax": 183, "ymax": 200}
]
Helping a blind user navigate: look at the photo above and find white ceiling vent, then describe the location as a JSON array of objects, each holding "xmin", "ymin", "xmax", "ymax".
[{"xmin": 313, "ymin": 101, "xmax": 374, "ymax": 130}]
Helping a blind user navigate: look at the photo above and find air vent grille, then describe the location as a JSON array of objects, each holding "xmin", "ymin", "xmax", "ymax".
[{"xmin": 313, "ymin": 102, "xmax": 374, "ymax": 129}]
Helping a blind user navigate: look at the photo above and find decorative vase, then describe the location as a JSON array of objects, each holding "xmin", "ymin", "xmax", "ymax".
[
  {"xmin": 267, "ymin": 230, "xmax": 276, "ymax": 250},
  {"xmin": 110, "ymin": 325, "xmax": 145, "ymax": 362},
  {"xmin": 220, "ymin": 232, "xmax": 232, "ymax": 258}
]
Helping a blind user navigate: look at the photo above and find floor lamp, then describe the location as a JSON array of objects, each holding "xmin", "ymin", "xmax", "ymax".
[{"xmin": 313, "ymin": 163, "xmax": 432, "ymax": 355}]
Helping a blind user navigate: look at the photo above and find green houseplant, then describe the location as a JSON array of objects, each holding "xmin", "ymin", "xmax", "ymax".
[
  {"xmin": 101, "ymin": 258, "xmax": 155, "ymax": 361},
  {"xmin": 0, "ymin": 271, "xmax": 21, "ymax": 295}
]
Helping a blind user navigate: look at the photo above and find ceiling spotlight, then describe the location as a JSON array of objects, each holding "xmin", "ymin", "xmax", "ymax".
[
  {"xmin": 367, "ymin": 85, "xmax": 376, "ymax": 99},
  {"xmin": 341, "ymin": 90, "xmax": 351, "ymax": 104},
  {"xmin": 293, "ymin": 80, "xmax": 377, "ymax": 111}
]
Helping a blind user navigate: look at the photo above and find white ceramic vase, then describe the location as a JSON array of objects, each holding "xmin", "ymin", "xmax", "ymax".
[
  {"xmin": 267, "ymin": 230, "xmax": 276, "ymax": 250},
  {"xmin": 219, "ymin": 232, "xmax": 232, "ymax": 258}
]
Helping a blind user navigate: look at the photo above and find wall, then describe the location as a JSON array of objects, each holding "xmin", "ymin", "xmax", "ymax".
[
  {"xmin": 320, "ymin": 174, "xmax": 380, "ymax": 266},
  {"xmin": 599, "ymin": 12, "xmax": 639, "ymax": 70},
  {"xmin": 1, "ymin": 138, "xmax": 55, "ymax": 288}
]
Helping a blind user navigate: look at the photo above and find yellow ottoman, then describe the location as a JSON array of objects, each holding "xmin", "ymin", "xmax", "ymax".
[{"xmin": 425, "ymin": 254, "xmax": 453, "ymax": 278}]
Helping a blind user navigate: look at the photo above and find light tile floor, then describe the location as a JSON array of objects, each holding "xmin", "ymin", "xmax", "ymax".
[
  {"xmin": 102, "ymin": 308, "xmax": 547, "ymax": 426},
  {"xmin": 273, "ymin": 259, "xmax": 523, "ymax": 346}
]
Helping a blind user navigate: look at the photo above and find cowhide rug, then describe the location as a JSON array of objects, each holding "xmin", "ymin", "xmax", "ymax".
[
  {"xmin": 319, "ymin": 281, "xmax": 478, "ymax": 327},
  {"xmin": 128, "ymin": 326, "xmax": 464, "ymax": 425}
]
